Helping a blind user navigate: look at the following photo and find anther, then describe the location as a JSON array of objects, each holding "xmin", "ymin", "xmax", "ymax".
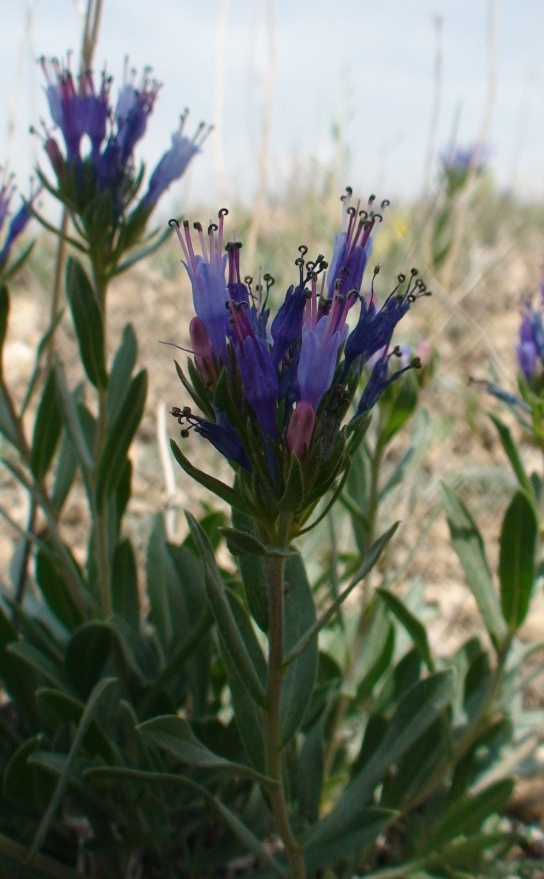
[{"xmin": 169, "ymin": 218, "xmax": 180, "ymax": 228}]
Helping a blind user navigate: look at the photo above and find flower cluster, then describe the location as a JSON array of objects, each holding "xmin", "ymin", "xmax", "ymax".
[
  {"xmin": 517, "ymin": 275, "xmax": 544, "ymax": 388},
  {"xmin": 171, "ymin": 191, "xmax": 430, "ymax": 525},
  {"xmin": 440, "ymin": 144, "xmax": 487, "ymax": 196},
  {"xmin": 0, "ymin": 168, "xmax": 37, "ymax": 273},
  {"xmin": 38, "ymin": 56, "xmax": 206, "ymax": 221}
]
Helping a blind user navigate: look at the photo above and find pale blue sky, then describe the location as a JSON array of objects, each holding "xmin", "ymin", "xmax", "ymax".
[{"xmin": 1, "ymin": 0, "xmax": 543, "ymax": 211}]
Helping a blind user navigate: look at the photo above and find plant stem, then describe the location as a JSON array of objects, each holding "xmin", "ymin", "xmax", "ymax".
[{"xmin": 263, "ymin": 513, "xmax": 306, "ymax": 879}]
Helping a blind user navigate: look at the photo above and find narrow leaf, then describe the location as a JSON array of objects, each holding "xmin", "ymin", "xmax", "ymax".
[
  {"xmin": 441, "ymin": 483, "xmax": 507, "ymax": 649},
  {"xmin": 489, "ymin": 413, "xmax": 534, "ymax": 501},
  {"xmin": 499, "ymin": 489, "xmax": 537, "ymax": 632},
  {"xmin": 377, "ymin": 588, "xmax": 434, "ymax": 672},
  {"xmin": 65, "ymin": 257, "xmax": 107, "ymax": 390},
  {"xmin": 171, "ymin": 440, "xmax": 254, "ymax": 515},
  {"xmin": 284, "ymin": 523, "xmax": 399, "ymax": 667},
  {"xmin": 29, "ymin": 677, "xmax": 117, "ymax": 860},
  {"xmin": 186, "ymin": 513, "xmax": 266, "ymax": 706},
  {"xmin": 30, "ymin": 369, "xmax": 62, "ymax": 481},
  {"xmin": 138, "ymin": 715, "xmax": 276, "ymax": 787},
  {"xmin": 96, "ymin": 369, "xmax": 147, "ymax": 512}
]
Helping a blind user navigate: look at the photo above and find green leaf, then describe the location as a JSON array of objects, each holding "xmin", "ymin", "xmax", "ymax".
[
  {"xmin": 30, "ymin": 369, "xmax": 62, "ymax": 481},
  {"xmin": 186, "ymin": 512, "xmax": 266, "ymax": 706},
  {"xmin": 3, "ymin": 735, "xmax": 47, "ymax": 811},
  {"xmin": 221, "ymin": 526, "xmax": 293, "ymax": 557},
  {"xmin": 279, "ymin": 454, "xmax": 305, "ymax": 512},
  {"xmin": 0, "ymin": 285, "xmax": 8, "ymax": 358},
  {"xmin": 112, "ymin": 538, "xmax": 140, "ymax": 631},
  {"xmin": 83, "ymin": 766, "xmax": 286, "ymax": 877},
  {"xmin": 489, "ymin": 413, "xmax": 534, "ymax": 501},
  {"xmin": 106, "ymin": 323, "xmax": 137, "ymax": 428},
  {"xmin": 36, "ymin": 689, "xmax": 115, "ymax": 763},
  {"xmin": 499, "ymin": 489, "xmax": 537, "ymax": 632},
  {"xmin": 170, "ymin": 439, "xmax": 254, "ymax": 515},
  {"xmin": 218, "ymin": 634, "xmax": 265, "ymax": 770},
  {"xmin": 281, "ymin": 551, "xmax": 318, "ymax": 745},
  {"xmin": 65, "ymin": 623, "xmax": 113, "ymax": 699},
  {"xmin": 431, "ymin": 779, "xmax": 514, "ymax": 846},
  {"xmin": 306, "ymin": 671, "xmax": 454, "ymax": 854},
  {"xmin": 65, "ymin": 257, "xmax": 108, "ymax": 390},
  {"xmin": 96, "ymin": 369, "xmax": 147, "ymax": 512},
  {"xmin": 304, "ymin": 807, "xmax": 395, "ymax": 871},
  {"xmin": 283, "ymin": 523, "xmax": 399, "ymax": 667},
  {"xmin": 29, "ymin": 677, "xmax": 117, "ymax": 860},
  {"xmin": 377, "ymin": 588, "xmax": 434, "ymax": 672},
  {"xmin": 378, "ymin": 370, "xmax": 419, "ymax": 446},
  {"xmin": 54, "ymin": 362, "xmax": 93, "ymax": 476},
  {"xmin": 138, "ymin": 715, "xmax": 276, "ymax": 787},
  {"xmin": 35, "ymin": 547, "xmax": 83, "ymax": 632},
  {"xmin": 51, "ymin": 428, "xmax": 78, "ymax": 515},
  {"xmin": 441, "ymin": 483, "xmax": 507, "ymax": 650},
  {"xmin": 0, "ymin": 606, "xmax": 38, "ymax": 724},
  {"xmin": 231, "ymin": 506, "xmax": 268, "ymax": 632},
  {"xmin": 147, "ymin": 515, "xmax": 188, "ymax": 651},
  {"xmin": 297, "ymin": 714, "xmax": 324, "ymax": 824},
  {"xmin": 0, "ymin": 831, "xmax": 79, "ymax": 878},
  {"xmin": 8, "ymin": 642, "xmax": 68, "ymax": 692},
  {"xmin": 0, "ymin": 384, "xmax": 19, "ymax": 447}
]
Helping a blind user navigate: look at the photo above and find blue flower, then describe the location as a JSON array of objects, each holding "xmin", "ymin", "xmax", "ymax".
[
  {"xmin": 0, "ymin": 171, "xmax": 37, "ymax": 269},
  {"xmin": 143, "ymin": 114, "xmax": 204, "ymax": 208},
  {"xmin": 39, "ymin": 56, "xmax": 203, "ymax": 220},
  {"xmin": 172, "ymin": 193, "xmax": 425, "ymax": 475}
]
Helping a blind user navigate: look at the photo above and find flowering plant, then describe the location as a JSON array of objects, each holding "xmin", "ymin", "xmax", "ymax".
[
  {"xmin": 170, "ymin": 190, "xmax": 430, "ymax": 539},
  {"xmin": 35, "ymin": 56, "xmax": 207, "ymax": 281}
]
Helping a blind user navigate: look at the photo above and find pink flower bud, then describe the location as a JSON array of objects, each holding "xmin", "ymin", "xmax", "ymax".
[
  {"xmin": 287, "ymin": 401, "xmax": 316, "ymax": 459},
  {"xmin": 190, "ymin": 316, "xmax": 216, "ymax": 383}
]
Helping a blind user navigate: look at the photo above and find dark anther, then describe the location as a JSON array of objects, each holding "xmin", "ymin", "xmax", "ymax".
[
  {"xmin": 373, "ymin": 213, "xmax": 383, "ymax": 223},
  {"xmin": 347, "ymin": 206, "xmax": 357, "ymax": 217},
  {"xmin": 397, "ymin": 273, "xmax": 406, "ymax": 284},
  {"xmin": 193, "ymin": 221, "xmax": 203, "ymax": 231},
  {"xmin": 368, "ymin": 194, "xmax": 376, "ymax": 205},
  {"xmin": 171, "ymin": 407, "xmax": 182, "ymax": 418},
  {"xmin": 183, "ymin": 219, "xmax": 190, "ymax": 228},
  {"xmin": 263, "ymin": 273, "xmax": 275, "ymax": 289},
  {"xmin": 244, "ymin": 275, "xmax": 253, "ymax": 285},
  {"xmin": 208, "ymin": 222, "xmax": 218, "ymax": 234},
  {"xmin": 341, "ymin": 186, "xmax": 353, "ymax": 201},
  {"xmin": 298, "ymin": 245, "xmax": 308, "ymax": 257},
  {"xmin": 180, "ymin": 429, "xmax": 190, "ymax": 438},
  {"xmin": 381, "ymin": 199, "xmax": 390, "ymax": 209},
  {"xmin": 359, "ymin": 209, "xmax": 368, "ymax": 220},
  {"xmin": 411, "ymin": 267, "xmax": 419, "ymax": 276},
  {"xmin": 412, "ymin": 356, "xmax": 422, "ymax": 369},
  {"xmin": 373, "ymin": 265, "xmax": 380, "ymax": 275},
  {"xmin": 218, "ymin": 208, "xmax": 229, "ymax": 218},
  {"xmin": 168, "ymin": 218, "xmax": 180, "ymax": 228}
]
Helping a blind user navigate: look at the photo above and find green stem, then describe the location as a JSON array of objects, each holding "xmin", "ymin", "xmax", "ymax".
[{"xmin": 263, "ymin": 513, "xmax": 306, "ymax": 879}]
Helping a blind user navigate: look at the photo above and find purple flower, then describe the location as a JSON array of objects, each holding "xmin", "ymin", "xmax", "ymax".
[
  {"xmin": 236, "ymin": 334, "xmax": 279, "ymax": 437},
  {"xmin": 0, "ymin": 170, "xmax": 37, "ymax": 268},
  {"xmin": 172, "ymin": 193, "xmax": 425, "ymax": 474},
  {"xmin": 172, "ymin": 213, "xmax": 230, "ymax": 359},
  {"xmin": 327, "ymin": 190, "xmax": 384, "ymax": 299},
  {"xmin": 39, "ymin": 56, "xmax": 203, "ymax": 220},
  {"xmin": 270, "ymin": 284, "xmax": 306, "ymax": 368},
  {"xmin": 516, "ymin": 298, "xmax": 544, "ymax": 383},
  {"xmin": 143, "ymin": 114, "xmax": 204, "ymax": 208}
]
